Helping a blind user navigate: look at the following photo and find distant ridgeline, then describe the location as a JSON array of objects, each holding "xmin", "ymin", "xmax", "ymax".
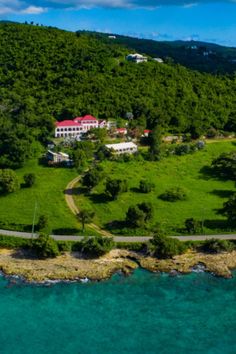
[
  {"xmin": 0, "ymin": 22, "xmax": 236, "ymax": 168},
  {"xmin": 85, "ymin": 31, "xmax": 236, "ymax": 74}
]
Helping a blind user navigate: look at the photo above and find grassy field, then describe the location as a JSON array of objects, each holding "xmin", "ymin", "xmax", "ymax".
[
  {"xmin": 74, "ymin": 141, "xmax": 236, "ymax": 235},
  {"xmin": 0, "ymin": 159, "xmax": 98, "ymax": 235}
]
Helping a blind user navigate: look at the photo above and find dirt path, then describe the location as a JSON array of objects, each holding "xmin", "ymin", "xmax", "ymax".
[{"xmin": 64, "ymin": 175, "xmax": 113, "ymax": 237}]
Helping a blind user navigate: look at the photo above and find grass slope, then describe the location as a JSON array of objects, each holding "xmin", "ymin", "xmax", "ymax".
[
  {"xmin": 74, "ymin": 141, "xmax": 236, "ymax": 235},
  {"xmin": 0, "ymin": 160, "xmax": 98, "ymax": 236}
]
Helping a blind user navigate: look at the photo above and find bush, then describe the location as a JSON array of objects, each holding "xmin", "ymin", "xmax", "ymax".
[
  {"xmin": 81, "ymin": 236, "xmax": 114, "ymax": 257},
  {"xmin": 185, "ymin": 218, "xmax": 202, "ymax": 234},
  {"xmin": 126, "ymin": 202, "xmax": 153, "ymax": 228},
  {"xmin": 23, "ymin": 173, "xmax": 36, "ymax": 187},
  {"xmin": 174, "ymin": 144, "xmax": 191, "ymax": 156},
  {"xmin": 37, "ymin": 215, "xmax": 49, "ymax": 232},
  {"xmin": 150, "ymin": 233, "xmax": 187, "ymax": 259},
  {"xmin": 201, "ymin": 239, "xmax": 234, "ymax": 254},
  {"xmin": 32, "ymin": 233, "xmax": 60, "ymax": 258},
  {"xmin": 139, "ymin": 180, "xmax": 155, "ymax": 193},
  {"xmin": 0, "ymin": 169, "xmax": 20, "ymax": 194},
  {"xmin": 159, "ymin": 187, "xmax": 187, "ymax": 202},
  {"xmin": 0, "ymin": 235, "xmax": 31, "ymax": 249},
  {"xmin": 222, "ymin": 193, "xmax": 236, "ymax": 225},
  {"xmin": 57, "ymin": 241, "xmax": 72, "ymax": 253},
  {"xmin": 105, "ymin": 178, "xmax": 128, "ymax": 200}
]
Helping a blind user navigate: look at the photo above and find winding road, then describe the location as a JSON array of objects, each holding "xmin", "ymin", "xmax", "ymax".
[{"xmin": 64, "ymin": 175, "xmax": 113, "ymax": 237}]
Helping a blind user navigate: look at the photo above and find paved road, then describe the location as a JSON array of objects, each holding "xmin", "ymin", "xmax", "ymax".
[{"xmin": 1, "ymin": 229, "xmax": 236, "ymax": 242}]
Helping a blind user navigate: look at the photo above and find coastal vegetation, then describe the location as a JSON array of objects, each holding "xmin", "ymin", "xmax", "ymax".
[{"xmin": 74, "ymin": 141, "xmax": 236, "ymax": 235}]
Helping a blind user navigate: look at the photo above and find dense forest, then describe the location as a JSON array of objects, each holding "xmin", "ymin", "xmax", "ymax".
[{"xmin": 0, "ymin": 23, "xmax": 236, "ymax": 168}]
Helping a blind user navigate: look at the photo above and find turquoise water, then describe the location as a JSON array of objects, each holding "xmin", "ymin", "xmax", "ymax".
[{"xmin": 0, "ymin": 270, "xmax": 236, "ymax": 354}]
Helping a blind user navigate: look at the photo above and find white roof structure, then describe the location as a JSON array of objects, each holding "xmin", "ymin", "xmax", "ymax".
[{"xmin": 105, "ymin": 142, "xmax": 137, "ymax": 151}]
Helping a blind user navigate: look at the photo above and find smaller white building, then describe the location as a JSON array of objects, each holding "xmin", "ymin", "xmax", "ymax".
[
  {"xmin": 153, "ymin": 58, "xmax": 164, "ymax": 63},
  {"xmin": 126, "ymin": 53, "xmax": 148, "ymax": 63},
  {"xmin": 105, "ymin": 142, "xmax": 138, "ymax": 155}
]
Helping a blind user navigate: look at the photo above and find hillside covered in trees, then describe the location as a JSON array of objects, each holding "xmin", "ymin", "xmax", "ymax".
[
  {"xmin": 0, "ymin": 22, "xmax": 236, "ymax": 168},
  {"xmin": 86, "ymin": 31, "xmax": 236, "ymax": 74}
]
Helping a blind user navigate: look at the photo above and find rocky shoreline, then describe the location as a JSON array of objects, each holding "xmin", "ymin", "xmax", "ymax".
[{"xmin": 0, "ymin": 248, "xmax": 235, "ymax": 283}]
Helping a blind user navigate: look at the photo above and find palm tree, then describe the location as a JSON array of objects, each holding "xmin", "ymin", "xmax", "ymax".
[{"xmin": 77, "ymin": 209, "xmax": 95, "ymax": 232}]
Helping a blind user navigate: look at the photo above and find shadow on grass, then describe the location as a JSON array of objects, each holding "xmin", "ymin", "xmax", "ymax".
[
  {"xmin": 52, "ymin": 227, "xmax": 80, "ymax": 235},
  {"xmin": 130, "ymin": 187, "xmax": 141, "ymax": 193},
  {"xmin": 105, "ymin": 220, "xmax": 128, "ymax": 231},
  {"xmin": 209, "ymin": 189, "xmax": 235, "ymax": 199},
  {"xmin": 204, "ymin": 219, "xmax": 230, "ymax": 230},
  {"xmin": 64, "ymin": 186, "xmax": 88, "ymax": 196},
  {"xmin": 88, "ymin": 193, "xmax": 110, "ymax": 204},
  {"xmin": 199, "ymin": 165, "xmax": 234, "ymax": 182}
]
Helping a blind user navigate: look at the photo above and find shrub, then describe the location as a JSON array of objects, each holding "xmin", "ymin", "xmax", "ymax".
[
  {"xmin": 126, "ymin": 202, "xmax": 153, "ymax": 228},
  {"xmin": 81, "ymin": 236, "xmax": 114, "ymax": 257},
  {"xmin": 150, "ymin": 233, "xmax": 187, "ymax": 259},
  {"xmin": 185, "ymin": 218, "xmax": 202, "ymax": 234},
  {"xmin": 174, "ymin": 144, "xmax": 191, "ymax": 156},
  {"xmin": 23, "ymin": 173, "xmax": 36, "ymax": 187},
  {"xmin": 32, "ymin": 233, "xmax": 60, "ymax": 258},
  {"xmin": 0, "ymin": 169, "xmax": 20, "ymax": 194},
  {"xmin": 37, "ymin": 215, "xmax": 49, "ymax": 232},
  {"xmin": 222, "ymin": 193, "xmax": 236, "ymax": 225},
  {"xmin": 57, "ymin": 241, "xmax": 72, "ymax": 253},
  {"xmin": 139, "ymin": 180, "xmax": 155, "ymax": 193},
  {"xmin": 201, "ymin": 239, "xmax": 234, "ymax": 254},
  {"xmin": 0, "ymin": 235, "xmax": 31, "ymax": 249},
  {"xmin": 159, "ymin": 187, "xmax": 187, "ymax": 202},
  {"xmin": 105, "ymin": 178, "xmax": 128, "ymax": 200}
]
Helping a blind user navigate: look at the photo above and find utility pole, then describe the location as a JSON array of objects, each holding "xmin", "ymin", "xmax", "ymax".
[{"xmin": 31, "ymin": 200, "xmax": 37, "ymax": 239}]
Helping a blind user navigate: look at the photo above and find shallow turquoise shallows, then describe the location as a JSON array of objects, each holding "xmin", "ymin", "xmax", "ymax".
[{"xmin": 0, "ymin": 270, "xmax": 236, "ymax": 354}]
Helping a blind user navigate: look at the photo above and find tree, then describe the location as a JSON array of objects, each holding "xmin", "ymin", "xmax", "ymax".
[
  {"xmin": 149, "ymin": 125, "xmax": 163, "ymax": 160},
  {"xmin": 126, "ymin": 205, "xmax": 145, "ymax": 228},
  {"xmin": 72, "ymin": 149, "xmax": 87, "ymax": 170},
  {"xmin": 211, "ymin": 152, "xmax": 236, "ymax": 180},
  {"xmin": 88, "ymin": 128, "xmax": 107, "ymax": 143},
  {"xmin": 32, "ymin": 233, "xmax": 59, "ymax": 258},
  {"xmin": 222, "ymin": 193, "xmax": 236, "ymax": 226},
  {"xmin": 126, "ymin": 203, "xmax": 153, "ymax": 228},
  {"xmin": 23, "ymin": 173, "xmax": 36, "ymax": 187},
  {"xmin": 81, "ymin": 236, "xmax": 114, "ymax": 257},
  {"xmin": 105, "ymin": 178, "xmax": 128, "ymax": 200},
  {"xmin": 138, "ymin": 202, "xmax": 153, "ymax": 222},
  {"xmin": 0, "ymin": 169, "xmax": 20, "ymax": 194},
  {"xmin": 150, "ymin": 233, "xmax": 186, "ymax": 259},
  {"xmin": 139, "ymin": 180, "xmax": 154, "ymax": 193},
  {"xmin": 37, "ymin": 215, "xmax": 49, "ymax": 232},
  {"xmin": 201, "ymin": 239, "xmax": 234, "ymax": 254},
  {"xmin": 82, "ymin": 168, "xmax": 102, "ymax": 190},
  {"xmin": 78, "ymin": 209, "xmax": 95, "ymax": 232},
  {"xmin": 185, "ymin": 218, "xmax": 201, "ymax": 234}
]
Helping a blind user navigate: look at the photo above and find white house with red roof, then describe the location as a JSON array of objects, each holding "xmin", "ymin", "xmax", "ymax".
[{"xmin": 55, "ymin": 115, "xmax": 100, "ymax": 138}]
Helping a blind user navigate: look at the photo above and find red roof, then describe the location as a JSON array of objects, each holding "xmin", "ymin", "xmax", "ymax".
[
  {"xmin": 74, "ymin": 115, "xmax": 98, "ymax": 122},
  {"xmin": 56, "ymin": 120, "xmax": 82, "ymax": 127},
  {"xmin": 144, "ymin": 129, "xmax": 152, "ymax": 133}
]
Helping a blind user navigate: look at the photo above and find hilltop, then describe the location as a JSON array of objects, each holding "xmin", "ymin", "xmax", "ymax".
[{"xmin": 83, "ymin": 31, "xmax": 236, "ymax": 74}]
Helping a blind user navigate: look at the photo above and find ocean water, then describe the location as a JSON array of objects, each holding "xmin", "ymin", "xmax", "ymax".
[{"xmin": 0, "ymin": 270, "xmax": 236, "ymax": 354}]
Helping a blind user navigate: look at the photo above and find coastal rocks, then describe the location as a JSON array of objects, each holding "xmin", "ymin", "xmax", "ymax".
[
  {"xmin": 138, "ymin": 250, "xmax": 236, "ymax": 278},
  {"xmin": 0, "ymin": 248, "xmax": 235, "ymax": 282},
  {"xmin": 0, "ymin": 249, "xmax": 138, "ymax": 282}
]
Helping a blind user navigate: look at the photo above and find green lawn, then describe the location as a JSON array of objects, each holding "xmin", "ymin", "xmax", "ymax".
[
  {"xmin": 74, "ymin": 141, "xmax": 236, "ymax": 235},
  {"xmin": 0, "ymin": 160, "xmax": 98, "ymax": 235}
]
